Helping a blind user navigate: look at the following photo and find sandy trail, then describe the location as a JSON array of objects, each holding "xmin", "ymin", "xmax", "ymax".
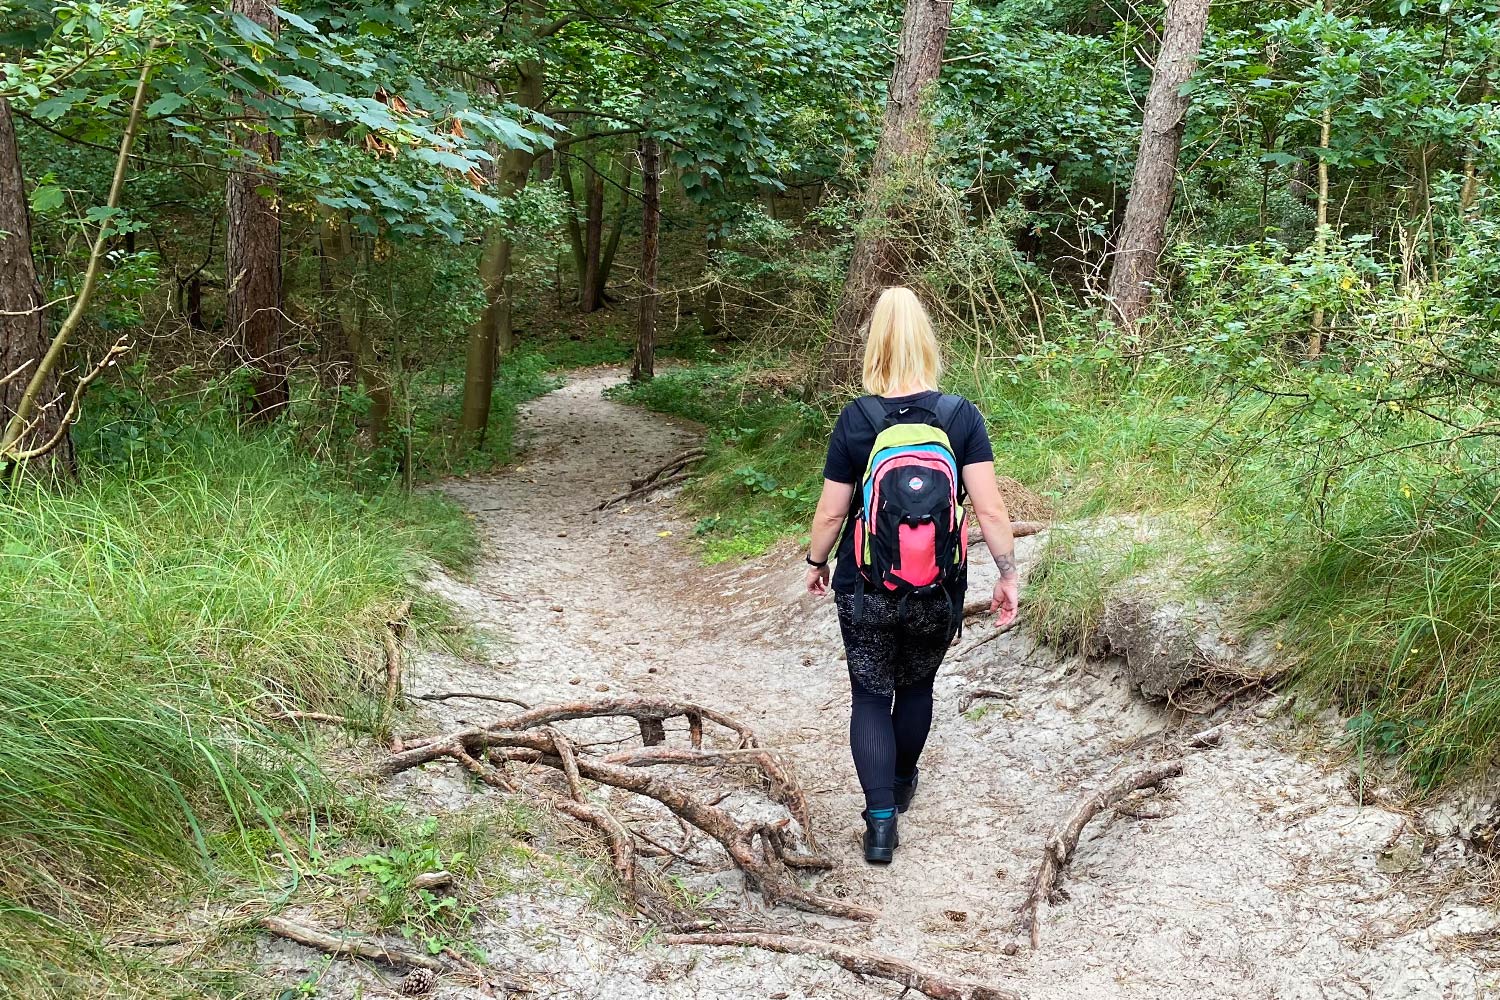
[{"xmin": 394, "ymin": 371, "xmax": 1497, "ymax": 999}]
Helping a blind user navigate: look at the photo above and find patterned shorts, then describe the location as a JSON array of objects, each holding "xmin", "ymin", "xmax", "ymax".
[{"xmin": 834, "ymin": 590, "xmax": 957, "ymax": 697}]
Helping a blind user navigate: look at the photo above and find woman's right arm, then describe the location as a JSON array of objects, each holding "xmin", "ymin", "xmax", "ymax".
[{"xmin": 806, "ymin": 479, "xmax": 854, "ymax": 595}]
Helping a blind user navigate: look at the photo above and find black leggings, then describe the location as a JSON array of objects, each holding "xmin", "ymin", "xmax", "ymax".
[
  {"xmin": 849, "ymin": 672, "xmax": 935, "ymax": 812},
  {"xmin": 835, "ymin": 590, "xmax": 954, "ymax": 812}
]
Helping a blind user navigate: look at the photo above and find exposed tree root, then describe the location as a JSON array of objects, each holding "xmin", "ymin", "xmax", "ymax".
[
  {"xmin": 384, "ymin": 696, "xmax": 864, "ymax": 921},
  {"xmin": 1018, "ymin": 759, "xmax": 1184, "ymax": 949},
  {"xmin": 381, "ymin": 696, "xmax": 759, "ymax": 775},
  {"xmin": 601, "ymin": 744, "xmax": 814, "ymax": 839},
  {"xmin": 665, "ymin": 932, "xmax": 1024, "ymax": 1000}
]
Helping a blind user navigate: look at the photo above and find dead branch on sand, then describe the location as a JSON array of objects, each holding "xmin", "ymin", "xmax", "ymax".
[
  {"xmin": 665, "ymin": 932, "xmax": 1024, "ymax": 1000},
  {"xmin": 595, "ymin": 448, "xmax": 706, "ymax": 510},
  {"xmin": 261, "ymin": 915, "xmax": 447, "ymax": 972}
]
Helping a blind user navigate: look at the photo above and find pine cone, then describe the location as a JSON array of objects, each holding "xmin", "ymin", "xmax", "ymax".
[{"xmin": 401, "ymin": 967, "xmax": 437, "ymax": 995}]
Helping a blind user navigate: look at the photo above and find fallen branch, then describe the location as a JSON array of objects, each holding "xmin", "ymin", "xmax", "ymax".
[
  {"xmin": 627, "ymin": 447, "xmax": 706, "ymax": 490},
  {"xmin": 1019, "ymin": 759, "xmax": 1184, "ymax": 950},
  {"xmin": 665, "ymin": 932, "xmax": 1023, "ymax": 1000},
  {"xmin": 594, "ymin": 471, "xmax": 690, "ymax": 511},
  {"xmin": 261, "ymin": 915, "xmax": 446, "ymax": 972}
]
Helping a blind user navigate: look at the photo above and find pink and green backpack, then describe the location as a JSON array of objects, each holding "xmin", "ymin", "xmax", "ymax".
[{"xmin": 849, "ymin": 395, "xmax": 968, "ymax": 627}]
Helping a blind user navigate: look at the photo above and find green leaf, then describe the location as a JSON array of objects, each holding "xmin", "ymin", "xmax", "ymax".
[
  {"xmin": 29, "ymin": 185, "xmax": 64, "ymax": 212},
  {"xmin": 146, "ymin": 93, "xmax": 190, "ymax": 117}
]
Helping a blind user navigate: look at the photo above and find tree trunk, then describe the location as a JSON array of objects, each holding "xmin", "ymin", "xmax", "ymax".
[
  {"xmin": 809, "ymin": 0, "xmax": 953, "ymax": 395},
  {"xmin": 579, "ymin": 161, "xmax": 607, "ymax": 312},
  {"xmin": 459, "ymin": 65, "xmax": 543, "ymax": 438},
  {"xmin": 226, "ymin": 0, "xmax": 288, "ymax": 420},
  {"xmin": 0, "ymin": 98, "xmax": 71, "ymax": 474},
  {"xmin": 322, "ymin": 216, "xmax": 391, "ymax": 440},
  {"xmin": 632, "ymin": 137, "xmax": 661, "ymax": 383},
  {"xmin": 599, "ymin": 157, "xmax": 633, "ymax": 295},
  {"xmin": 1104, "ymin": 0, "xmax": 1212, "ymax": 331}
]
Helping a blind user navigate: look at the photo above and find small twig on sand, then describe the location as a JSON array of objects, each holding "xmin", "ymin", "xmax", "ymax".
[
  {"xmin": 382, "ymin": 600, "xmax": 412, "ymax": 720},
  {"xmin": 415, "ymin": 691, "xmax": 533, "ymax": 709},
  {"xmin": 665, "ymin": 932, "xmax": 1024, "ymax": 1000},
  {"xmin": 1019, "ymin": 758, "xmax": 1188, "ymax": 950},
  {"xmin": 266, "ymin": 710, "xmax": 373, "ymax": 731},
  {"xmin": 956, "ymin": 620, "xmax": 1018, "ymax": 660}
]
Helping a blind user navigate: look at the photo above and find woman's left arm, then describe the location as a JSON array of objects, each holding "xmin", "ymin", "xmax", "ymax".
[
  {"xmin": 962, "ymin": 461, "xmax": 1019, "ymax": 626},
  {"xmin": 805, "ymin": 479, "xmax": 854, "ymax": 595}
]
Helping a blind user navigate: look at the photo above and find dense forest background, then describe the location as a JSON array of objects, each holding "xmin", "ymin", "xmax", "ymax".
[{"xmin": 5, "ymin": 0, "xmax": 1500, "ymax": 993}]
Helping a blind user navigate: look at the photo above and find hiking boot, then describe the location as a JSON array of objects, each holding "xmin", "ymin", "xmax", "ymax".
[
  {"xmin": 862, "ymin": 810, "xmax": 899, "ymax": 864},
  {"xmin": 894, "ymin": 769, "xmax": 919, "ymax": 813}
]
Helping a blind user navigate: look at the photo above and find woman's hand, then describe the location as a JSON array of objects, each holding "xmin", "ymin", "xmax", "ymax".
[
  {"xmin": 991, "ymin": 573, "xmax": 1019, "ymax": 627},
  {"xmin": 806, "ymin": 563, "xmax": 831, "ymax": 596}
]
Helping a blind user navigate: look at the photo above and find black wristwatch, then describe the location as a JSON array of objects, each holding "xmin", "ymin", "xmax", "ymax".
[{"xmin": 805, "ymin": 553, "xmax": 828, "ymax": 568}]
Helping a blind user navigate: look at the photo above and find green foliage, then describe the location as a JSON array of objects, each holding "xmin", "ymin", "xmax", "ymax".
[{"xmin": 323, "ymin": 817, "xmax": 477, "ymax": 954}]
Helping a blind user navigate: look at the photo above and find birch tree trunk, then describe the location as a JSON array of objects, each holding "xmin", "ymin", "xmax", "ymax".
[
  {"xmin": 1105, "ymin": 0, "xmax": 1212, "ymax": 331},
  {"xmin": 0, "ymin": 98, "xmax": 71, "ymax": 473},
  {"xmin": 226, "ymin": 0, "xmax": 287, "ymax": 420},
  {"xmin": 632, "ymin": 136, "xmax": 661, "ymax": 383},
  {"xmin": 808, "ymin": 0, "xmax": 952, "ymax": 394}
]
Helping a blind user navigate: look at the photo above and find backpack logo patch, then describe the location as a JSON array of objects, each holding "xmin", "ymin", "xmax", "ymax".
[{"xmin": 908, "ymin": 477, "xmax": 925, "ymax": 491}]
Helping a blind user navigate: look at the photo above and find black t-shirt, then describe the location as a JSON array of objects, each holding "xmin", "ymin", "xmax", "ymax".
[{"xmin": 821, "ymin": 390, "xmax": 994, "ymax": 594}]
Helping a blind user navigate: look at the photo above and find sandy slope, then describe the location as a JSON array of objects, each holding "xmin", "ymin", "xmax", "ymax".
[{"xmin": 279, "ymin": 371, "xmax": 1499, "ymax": 1000}]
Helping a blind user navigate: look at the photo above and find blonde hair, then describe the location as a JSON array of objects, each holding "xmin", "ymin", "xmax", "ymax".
[{"xmin": 862, "ymin": 287, "xmax": 940, "ymax": 396}]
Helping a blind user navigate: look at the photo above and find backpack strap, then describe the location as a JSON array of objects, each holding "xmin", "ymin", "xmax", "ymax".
[
  {"xmin": 855, "ymin": 395, "xmax": 887, "ymax": 436},
  {"xmin": 934, "ymin": 393, "xmax": 962, "ymax": 432}
]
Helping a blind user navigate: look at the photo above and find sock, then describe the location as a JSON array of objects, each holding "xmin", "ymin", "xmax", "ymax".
[{"xmin": 867, "ymin": 807, "xmax": 897, "ymax": 820}]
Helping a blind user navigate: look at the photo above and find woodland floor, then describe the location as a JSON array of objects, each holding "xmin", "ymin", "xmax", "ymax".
[{"xmin": 265, "ymin": 370, "xmax": 1500, "ymax": 1000}]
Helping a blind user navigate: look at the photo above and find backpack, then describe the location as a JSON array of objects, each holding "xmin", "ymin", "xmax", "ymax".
[{"xmin": 848, "ymin": 394, "xmax": 968, "ymax": 632}]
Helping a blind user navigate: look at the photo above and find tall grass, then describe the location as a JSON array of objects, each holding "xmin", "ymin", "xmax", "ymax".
[{"xmin": 0, "ymin": 426, "xmax": 476, "ymax": 993}]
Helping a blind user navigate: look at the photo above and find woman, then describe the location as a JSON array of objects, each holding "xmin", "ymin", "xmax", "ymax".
[{"xmin": 804, "ymin": 286, "xmax": 1019, "ymax": 864}]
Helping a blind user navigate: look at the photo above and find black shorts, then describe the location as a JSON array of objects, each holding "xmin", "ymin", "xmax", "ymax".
[{"xmin": 834, "ymin": 590, "xmax": 956, "ymax": 697}]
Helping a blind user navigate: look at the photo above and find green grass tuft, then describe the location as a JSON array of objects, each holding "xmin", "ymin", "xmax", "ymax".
[{"xmin": 0, "ymin": 425, "xmax": 476, "ymax": 994}]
